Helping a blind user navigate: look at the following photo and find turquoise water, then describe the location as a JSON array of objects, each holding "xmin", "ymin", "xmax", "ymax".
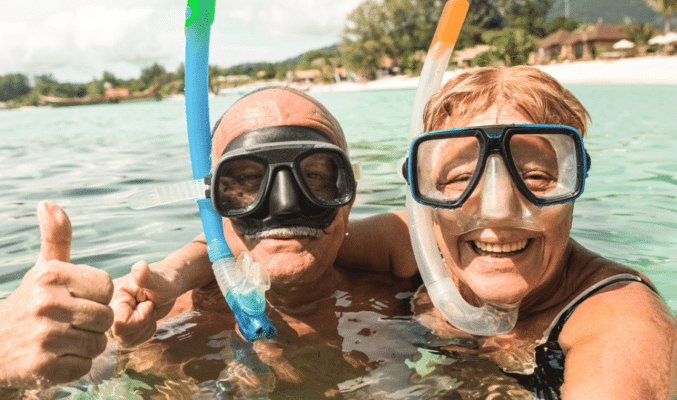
[{"xmin": 1, "ymin": 85, "xmax": 676, "ymax": 398}]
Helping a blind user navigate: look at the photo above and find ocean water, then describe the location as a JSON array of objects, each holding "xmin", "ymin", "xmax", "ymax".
[{"xmin": 0, "ymin": 85, "xmax": 676, "ymax": 398}]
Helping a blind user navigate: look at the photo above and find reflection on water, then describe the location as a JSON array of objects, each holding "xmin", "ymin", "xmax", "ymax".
[
  {"xmin": 2, "ymin": 85, "xmax": 676, "ymax": 398},
  {"xmin": 28, "ymin": 270, "xmax": 537, "ymax": 399}
]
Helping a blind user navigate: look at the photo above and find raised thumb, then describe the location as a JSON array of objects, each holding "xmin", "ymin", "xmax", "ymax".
[
  {"xmin": 132, "ymin": 260, "xmax": 170, "ymax": 294},
  {"xmin": 37, "ymin": 201, "xmax": 72, "ymax": 263}
]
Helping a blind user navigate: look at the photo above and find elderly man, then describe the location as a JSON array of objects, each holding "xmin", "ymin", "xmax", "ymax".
[
  {"xmin": 108, "ymin": 88, "xmax": 416, "ymax": 397},
  {"xmin": 111, "ymin": 86, "xmax": 359, "ymax": 343},
  {"xmin": 0, "ymin": 201, "xmax": 114, "ymax": 394}
]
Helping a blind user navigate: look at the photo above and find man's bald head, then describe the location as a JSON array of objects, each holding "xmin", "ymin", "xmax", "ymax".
[
  {"xmin": 211, "ymin": 87, "xmax": 346, "ymax": 164},
  {"xmin": 208, "ymin": 87, "xmax": 354, "ymax": 301}
]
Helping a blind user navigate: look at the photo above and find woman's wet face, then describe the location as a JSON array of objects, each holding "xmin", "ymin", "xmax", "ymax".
[{"xmin": 431, "ymin": 105, "xmax": 574, "ymax": 304}]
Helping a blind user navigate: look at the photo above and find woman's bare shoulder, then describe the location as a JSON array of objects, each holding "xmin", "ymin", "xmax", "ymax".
[{"xmin": 559, "ymin": 241, "xmax": 676, "ymax": 399}]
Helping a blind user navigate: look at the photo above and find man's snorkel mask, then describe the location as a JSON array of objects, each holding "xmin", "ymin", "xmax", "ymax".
[{"xmin": 210, "ymin": 125, "xmax": 357, "ymax": 236}]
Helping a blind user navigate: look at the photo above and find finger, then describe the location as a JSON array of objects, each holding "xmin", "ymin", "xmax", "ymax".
[
  {"xmin": 45, "ymin": 356, "xmax": 93, "ymax": 387},
  {"xmin": 42, "ymin": 262, "xmax": 114, "ymax": 304},
  {"xmin": 112, "ymin": 301, "xmax": 157, "ymax": 347},
  {"xmin": 35, "ymin": 291, "xmax": 114, "ymax": 334},
  {"xmin": 29, "ymin": 355, "xmax": 93, "ymax": 389},
  {"xmin": 37, "ymin": 201, "xmax": 72, "ymax": 264},
  {"xmin": 72, "ymin": 264, "xmax": 114, "ymax": 304},
  {"xmin": 131, "ymin": 260, "xmax": 152, "ymax": 295},
  {"xmin": 132, "ymin": 260, "xmax": 175, "ymax": 308},
  {"xmin": 68, "ymin": 299, "xmax": 114, "ymax": 333},
  {"xmin": 43, "ymin": 327, "xmax": 108, "ymax": 360},
  {"xmin": 132, "ymin": 260, "xmax": 172, "ymax": 297}
]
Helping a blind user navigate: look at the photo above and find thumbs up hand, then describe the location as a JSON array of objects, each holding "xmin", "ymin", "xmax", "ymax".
[
  {"xmin": 110, "ymin": 260, "xmax": 182, "ymax": 347},
  {"xmin": 0, "ymin": 202, "xmax": 114, "ymax": 390}
]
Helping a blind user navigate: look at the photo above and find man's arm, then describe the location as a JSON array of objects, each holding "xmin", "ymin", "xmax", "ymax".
[
  {"xmin": 110, "ymin": 233, "xmax": 213, "ymax": 347},
  {"xmin": 336, "ymin": 210, "xmax": 418, "ymax": 278},
  {"xmin": 560, "ymin": 280, "xmax": 677, "ymax": 399},
  {"xmin": 0, "ymin": 202, "xmax": 114, "ymax": 390}
]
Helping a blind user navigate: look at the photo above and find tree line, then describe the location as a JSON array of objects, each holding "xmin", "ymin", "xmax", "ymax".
[
  {"xmin": 2, "ymin": 0, "xmax": 672, "ymax": 107},
  {"xmin": 0, "ymin": 64, "xmax": 184, "ymax": 107}
]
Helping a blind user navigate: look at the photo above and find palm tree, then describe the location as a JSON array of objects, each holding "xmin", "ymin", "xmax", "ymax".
[{"xmin": 644, "ymin": 0, "xmax": 677, "ymax": 33}]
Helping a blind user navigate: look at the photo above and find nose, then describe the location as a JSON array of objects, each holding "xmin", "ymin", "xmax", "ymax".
[
  {"xmin": 469, "ymin": 155, "xmax": 524, "ymax": 220},
  {"xmin": 268, "ymin": 168, "xmax": 302, "ymax": 216}
]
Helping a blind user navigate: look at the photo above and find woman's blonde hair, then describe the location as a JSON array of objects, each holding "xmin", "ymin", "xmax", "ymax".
[{"xmin": 423, "ymin": 66, "xmax": 591, "ymax": 136}]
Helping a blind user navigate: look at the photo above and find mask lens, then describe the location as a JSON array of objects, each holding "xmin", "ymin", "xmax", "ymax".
[
  {"xmin": 508, "ymin": 132, "xmax": 579, "ymax": 200},
  {"xmin": 416, "ymin": 135, "xmax": 481, "ymax": 204},
  {"xmin": 298, "ymin": 151, "xmax": 350, "ymax": 205},
  {"xmin": 216, "ymin": 158, "xmax": 267, "ymax": 214}
]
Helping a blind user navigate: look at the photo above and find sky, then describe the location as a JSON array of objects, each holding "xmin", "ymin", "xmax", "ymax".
[{"xmin": 0, "ymin": 0, "xmax": 365, "ymax": 83}]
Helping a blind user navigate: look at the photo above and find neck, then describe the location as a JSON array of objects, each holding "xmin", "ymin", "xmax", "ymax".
[
  {"xmin": 266, "ymin": 266, "xmax": 338, "ymax": 312},
  {"xmin": 518, "ymin": 241, "xmax": 575, "ymax": 319}
]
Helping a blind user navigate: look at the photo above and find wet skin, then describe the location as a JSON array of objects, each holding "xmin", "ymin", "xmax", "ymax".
[
  {"xmin": 431, "ymin": 105, "xmax": 574, "ymax": 306},
  {"xmin": 210, "ymin": 89, "xmax": 354, "ymax": 308}
]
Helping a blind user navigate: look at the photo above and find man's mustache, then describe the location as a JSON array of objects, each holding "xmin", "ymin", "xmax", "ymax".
[{"xmin": 246, "ymin": 226, "xmax": 322, "ymax": 240}]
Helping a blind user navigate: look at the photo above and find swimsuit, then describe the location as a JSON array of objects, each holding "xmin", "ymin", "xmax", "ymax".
[{"xmin": 506, "ymin": 273, "xmax": 657, "ymax": 399}]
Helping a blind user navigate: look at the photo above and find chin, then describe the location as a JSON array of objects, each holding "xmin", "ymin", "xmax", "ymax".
[
  {"xmin": 463, "ymin": 275, "xmax": 529, "ymax": 305},
  {"xmin": 265, "ymin": 257, "xmax": 326, "ymax": 286}
]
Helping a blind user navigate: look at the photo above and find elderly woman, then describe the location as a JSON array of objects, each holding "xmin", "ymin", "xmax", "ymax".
[{"xmin": 337, "ymin": 66, "xmax": 677, "ymax": 399}]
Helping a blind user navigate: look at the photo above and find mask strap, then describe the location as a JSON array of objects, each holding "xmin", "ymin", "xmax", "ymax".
[{"xmin": 127, "ymin": 179, "xmax": 209, "ymax": 210}]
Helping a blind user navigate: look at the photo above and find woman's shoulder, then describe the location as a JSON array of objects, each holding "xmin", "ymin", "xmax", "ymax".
[
  {"xmin": 562, "ymin": 239, "xmax": 668, "ymax": 335},
  {"xmin": 556, "ymin": 241, "xmax": 676, "ymax": 398}
]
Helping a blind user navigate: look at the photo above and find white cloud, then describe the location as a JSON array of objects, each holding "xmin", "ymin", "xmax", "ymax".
[
  {"xmin": 0, "ymin": 22, "xmax": 30, "ymax": 71},
  {"xmin": 258, "ymin": 0, "xmax": 363, "ymax": 40},
  {"xmin": 221, "ymin": 1, "xmax": 257, "ymax": 24},
  {"xmin": 0, "ymin": 1, "xmax": 364, "ymax": 82},
  {"xmin": 0, "ymin": 4, "xmax": 179, "ymax": 81}
]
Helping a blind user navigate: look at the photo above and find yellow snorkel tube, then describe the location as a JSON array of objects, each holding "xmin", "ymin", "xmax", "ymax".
[{"xmin": 406, "ymin": 0, "xmax": 519, "ymax": 336}]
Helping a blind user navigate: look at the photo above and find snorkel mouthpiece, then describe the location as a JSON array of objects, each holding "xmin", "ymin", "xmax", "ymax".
[
  {"xmin": 213, "ymin": 253, "xmax": 275, "ymax": 341},
  {"xmin": 406, "ymin": 0, "xmax": 519, "ymax": 336},
  {"xmin": 185, "ymin": 0, "xmax": 275, "ymax": 341}
]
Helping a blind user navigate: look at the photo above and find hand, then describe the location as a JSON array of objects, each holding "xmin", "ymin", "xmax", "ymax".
[
  {"xmin": 110, "ymin": 260, "xmax": 180, "ymax": 347},
  {"xmin": 0, "ymin": 201, "xmax": 114, "ymax": 390}
]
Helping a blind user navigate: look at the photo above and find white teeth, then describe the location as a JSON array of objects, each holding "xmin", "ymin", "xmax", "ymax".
[{"xmin": 473, "ymin": 239, "xmax": 529, "ymax": 253}]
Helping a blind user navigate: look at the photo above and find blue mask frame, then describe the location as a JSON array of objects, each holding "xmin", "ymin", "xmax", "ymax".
[{"xmin": 404, "ymin": 124, "xmax": 591, "ymax": 209}]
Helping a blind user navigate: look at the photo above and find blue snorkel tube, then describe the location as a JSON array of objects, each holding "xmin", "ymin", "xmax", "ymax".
[{"xmin": 184, "ymin": 0, "xmax": 275, "ymax": 342}]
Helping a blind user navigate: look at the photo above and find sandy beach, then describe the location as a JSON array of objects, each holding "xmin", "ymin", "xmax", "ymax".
[{"xmin": 308, "ymin": 55, "xmax": 677, "ymax": 93}]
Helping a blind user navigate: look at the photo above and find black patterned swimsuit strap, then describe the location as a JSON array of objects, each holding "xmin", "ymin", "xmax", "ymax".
[
  {"xmin": 509, "ymin": 273, "xmax": 658, "ymax": 400},
  {"xmin": 546, "ymin": 273, "xmax": 657, "ymax": 343}
]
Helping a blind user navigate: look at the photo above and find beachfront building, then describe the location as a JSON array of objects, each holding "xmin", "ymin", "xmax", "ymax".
[
  {"xmin": 104, "ymin": 87, "xmax": 130, "ymax": 99},
  {"xmin": 452, "ymin": 45, "xmax": 494, "ymax": 67},
  {"xmin": 534, "ymin": 23, "xmax": 639, "ymax": 63},
  {"xmin": 294, "ymin": 69, "xmax": 322, "ymax": 81},
  {"xmin": 535, "ymin": 29, "xmax": 574, "ymax": 62}
]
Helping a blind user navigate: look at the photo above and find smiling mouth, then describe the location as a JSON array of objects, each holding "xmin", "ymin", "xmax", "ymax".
[{"xmin": 472, "ymin": 239, "xmax": 530, "ymax": 256}]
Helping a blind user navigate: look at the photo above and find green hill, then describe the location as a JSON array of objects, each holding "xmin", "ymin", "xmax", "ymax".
[{"xmin": 546, "ymin": 0, "xmax": 667, "ymax": 26}]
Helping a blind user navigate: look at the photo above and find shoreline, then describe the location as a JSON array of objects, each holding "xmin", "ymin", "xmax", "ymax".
[
  {"xmin": 307, "ymin": 55, "xmax": 677, "ymax": 93},
  {"xmin": 7, "ymin": 56, "xmax": 672, "ymax": 110}
]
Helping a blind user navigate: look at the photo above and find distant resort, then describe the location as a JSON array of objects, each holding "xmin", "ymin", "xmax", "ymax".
[
  {"xmin": 219, "ymin": 22, "xmax": 677, "ymax": 94},
  {"xmin": 40, "ymin": 85, "xmax": 162, "ymax": 108},
  {"xmin": 2, "ymin": 13, "xmax": 676, "ymax": 110}
]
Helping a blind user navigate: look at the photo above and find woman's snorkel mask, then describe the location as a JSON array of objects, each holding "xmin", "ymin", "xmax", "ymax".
[
  {"xmin": 403, "ymin": 123, "xmax": 589, "ymax": 335},
  {"xmin": 405, "ymin": 0, "xmax": 520, "ymax": 336}
]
